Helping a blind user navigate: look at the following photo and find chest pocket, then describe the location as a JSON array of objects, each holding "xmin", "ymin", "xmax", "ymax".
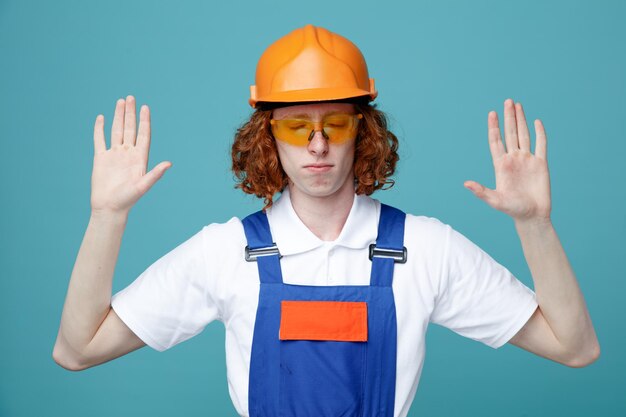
[
  {"xmin": 279, "ymin": 300, "xmax": 368, "ymax": 341},
  {"xmin": 279, "ymin": 300, "xmax": 369, "ymax": 416}
]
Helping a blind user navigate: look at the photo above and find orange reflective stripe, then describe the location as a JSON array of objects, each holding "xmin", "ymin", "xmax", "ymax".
[{"xmin": 279, "ymin": 301, "xmax": 368, "ymax": 342}]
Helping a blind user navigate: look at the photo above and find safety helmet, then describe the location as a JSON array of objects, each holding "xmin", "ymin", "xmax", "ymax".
[{"xmin": 249, "ymin": 24, "xmax": 377, "ymax": 108}]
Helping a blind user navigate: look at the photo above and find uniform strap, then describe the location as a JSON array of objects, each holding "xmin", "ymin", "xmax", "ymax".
[
  {"xmin": 370, "ymin": 204, "xmax": 407, "ymax": 287},
  {"xmin": 242, "ymin": 211, "xmax": 284, "ymax": 284}
]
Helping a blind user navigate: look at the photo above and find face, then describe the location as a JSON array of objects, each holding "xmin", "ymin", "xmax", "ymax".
[{"xmin": 271, "ymin": 102, "xmax": 358, "ymax": 199}]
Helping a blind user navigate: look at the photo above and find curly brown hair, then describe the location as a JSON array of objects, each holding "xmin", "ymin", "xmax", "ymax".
[{"xmin": 231, "ymin": 100, "xmax": 399, "ymax": 209}]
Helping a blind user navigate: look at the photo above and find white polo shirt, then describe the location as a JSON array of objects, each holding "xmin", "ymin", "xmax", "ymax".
[{"xmin": 111, "ymin": 188, "xmax": 538, "ymax": 417}]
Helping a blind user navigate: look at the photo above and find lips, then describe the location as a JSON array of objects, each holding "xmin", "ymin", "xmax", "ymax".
[{"xmin": 304, "ymin": 163, "xmax": 333, "ymax": 173}]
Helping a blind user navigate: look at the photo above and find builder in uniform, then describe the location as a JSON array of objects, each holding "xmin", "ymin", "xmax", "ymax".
[{"xmin": 59, "ymin": 24, "xmax": 600, "ymax": 417}]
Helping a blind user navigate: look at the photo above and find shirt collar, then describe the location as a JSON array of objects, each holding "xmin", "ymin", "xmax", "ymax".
[{"xmin": 266, "ymin": 187, "xmax": 380, "ymax": 256}]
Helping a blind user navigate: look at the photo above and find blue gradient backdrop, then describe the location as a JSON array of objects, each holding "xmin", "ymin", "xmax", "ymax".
[{"xmin": 1, "ymin": 0, "xmax": 624, "ymax": 416}]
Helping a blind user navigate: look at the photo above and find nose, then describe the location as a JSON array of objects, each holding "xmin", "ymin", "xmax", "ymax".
[{"xmin": 307, "ymin": 129, "xmax": 329, "ymax": 156}]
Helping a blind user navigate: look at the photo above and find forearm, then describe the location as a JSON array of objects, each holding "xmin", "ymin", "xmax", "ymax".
[
  {"xmin": 54, "ymin": 210, "xmax": 128, "ymax": 364},
  {"xmin": 515, "ymin": 218, "xmax": 599, "ymax": 361}
]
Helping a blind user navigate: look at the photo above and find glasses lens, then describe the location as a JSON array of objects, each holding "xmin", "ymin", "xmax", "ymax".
[
  {"xmin": 271, "ymin": 119, "xmax": 314, "ymax": 146},
  {"xmin": 322, "ymin": 114, "xmax": 358, "ymax": 143}
]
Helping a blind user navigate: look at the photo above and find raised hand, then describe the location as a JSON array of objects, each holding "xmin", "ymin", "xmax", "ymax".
[
  {"xmin": 91, "ymin": 96, "xmax": 172, "ymax": 215},
  {"xmin": 464, "ymin": 99, "xmax": 551, "ymax": 223}
]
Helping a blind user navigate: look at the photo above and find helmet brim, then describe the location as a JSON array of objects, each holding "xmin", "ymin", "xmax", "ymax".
[{"xmin": 250, "ymin": 87, "xmax": 376, "ymax": 108}]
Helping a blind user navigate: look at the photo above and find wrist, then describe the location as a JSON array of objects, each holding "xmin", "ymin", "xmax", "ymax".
[
  {"xmin": 514, "ymin": 215, "xmax": 553, "ymax": 234},
  {"xmin": 90, "ymin": 208, "xmax": 129, "ymax": 225}
]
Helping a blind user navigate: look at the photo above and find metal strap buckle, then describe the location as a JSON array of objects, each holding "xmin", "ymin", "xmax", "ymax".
[
  {"xmin": 245, "ymin": 244, "xmax": 282, "ymax": 262},
  {"xmin": 368, "ymin": 243, "xmax": 407, "ymax": 264}
]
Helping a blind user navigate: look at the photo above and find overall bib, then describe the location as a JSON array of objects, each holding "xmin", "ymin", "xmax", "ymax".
[{"xmin": 242, "ymin": 204, "xmax": 406, "ymax": 417}]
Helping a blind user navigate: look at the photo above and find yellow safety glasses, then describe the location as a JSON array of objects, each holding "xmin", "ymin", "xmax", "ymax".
[{"xmin": 270, "ymin": 113, "xmax": 363, "ymax": 146}]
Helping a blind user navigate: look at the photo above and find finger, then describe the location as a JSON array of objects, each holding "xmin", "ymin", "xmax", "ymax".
[
  {"xmin": 488, "ymin": 111, "xmax": 505, "ymax": 161},
  {"xmin": 535, "ymin": 119, "xmax": 547, "ymax": 160},
  {"xmin": 136, "ymin": 105, "xmax": 151, "ymax": 159},
  {"xmin": 464, "ymin": 180, "xmax": 501, "ymax": 209},
  {"xmin": 136, "ymin": 161, "xmax": 173, "ymax": 196},
  {"xmin": 515, "ymin": 102, "xmax": 531, "ymax": 152},
  {"xmin": 93, "ymin": 114, "xmax": 106, "ymax": 154},
  {"xmin": 111, "ymin": 98, "xmax": 125, "ymax": 147},
  {"xmin": 503, "ymin": 98, "xmax": 519, "ymax": 152},
  {"xmin": 123, "ymin": 95, "xmax": 137, "ymax": 146}
]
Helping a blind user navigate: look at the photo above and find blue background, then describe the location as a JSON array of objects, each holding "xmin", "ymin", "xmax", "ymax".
[{"xmin": 1, "ymin": 0, "xmax": 624, "ymax": 416}]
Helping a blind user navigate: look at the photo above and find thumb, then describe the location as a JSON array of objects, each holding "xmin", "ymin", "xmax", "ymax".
[
  {"xmin": 137, "ymin": 161, "xmax": 173, "ymax": 194},
  {"xmin": 464, "ymin": 180, "xmax": 500, "ymax": 209}
]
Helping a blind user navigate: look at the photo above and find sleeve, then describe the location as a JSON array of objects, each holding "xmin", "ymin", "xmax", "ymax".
[
  {"xmin": 110, "ymin": 226, "xmax": 220, "ymax": 352},
  {"xmin": 429, "ymin": 224, "xmax": 539, "ymax": 349}
]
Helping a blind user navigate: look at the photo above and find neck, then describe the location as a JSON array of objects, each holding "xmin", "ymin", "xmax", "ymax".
[{"xmin": 288, "ymin": 180, "xmax": 355, "ymax": 241}]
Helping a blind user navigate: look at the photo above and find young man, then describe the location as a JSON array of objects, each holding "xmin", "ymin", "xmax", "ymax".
[{"xmin": 53, "ymin": 24, "xmax": 599, "ymax": 417}]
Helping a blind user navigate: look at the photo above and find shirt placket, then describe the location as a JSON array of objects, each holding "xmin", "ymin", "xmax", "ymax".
[{"xmin": 326, "ymin": 243, "xmax": 335, "ymax": 284}]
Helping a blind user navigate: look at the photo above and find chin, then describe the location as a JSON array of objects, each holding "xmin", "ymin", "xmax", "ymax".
[
  {"xmin": 303, "ymin": 187, "xmax": 337, "ymax": 198},
  {"xmin": 292, "ymin": 181, "xmax": 341, "ymax": 198},
  {"xmin": 288, "ymin": 172, "xmax": 354, "ymax": 199}
]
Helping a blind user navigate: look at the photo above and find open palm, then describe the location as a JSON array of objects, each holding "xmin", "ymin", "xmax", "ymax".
[
  {"xmin": 464, "ymin": 99, "xmax": 551, "ymax": 222},
  {"xmin": 91, "ymin": 96, "xmax": 172, "ymax": 214}
]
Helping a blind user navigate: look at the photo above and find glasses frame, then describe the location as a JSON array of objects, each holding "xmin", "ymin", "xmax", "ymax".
[{"xmin": 270, "ymin": 113, "xmax": 363, "ymax": 145}]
